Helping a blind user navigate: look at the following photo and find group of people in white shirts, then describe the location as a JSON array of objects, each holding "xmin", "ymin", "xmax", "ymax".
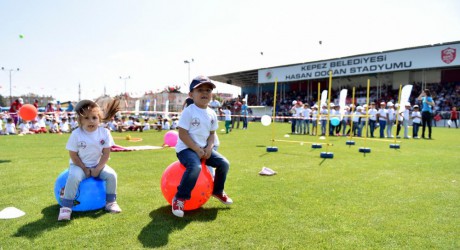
[
  {"xmin": 290, "ymin": 100, "xmax": 423, "ymax": 139},
  {"xmin": 1, "ymin": 111, "xmax": 181, "ymax": 136},
  {"xmin": 104, "ymin": 115, "xmax": 179, "ymax": 133},
  {"xmin": 0, "ymin": 112, "xmax": 76, "ymax": 135}
]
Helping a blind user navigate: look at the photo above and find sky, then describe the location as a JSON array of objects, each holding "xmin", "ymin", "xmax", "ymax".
[{"xmin": 1, "ymin": 0, "xmax": 459, "ymax": 103}]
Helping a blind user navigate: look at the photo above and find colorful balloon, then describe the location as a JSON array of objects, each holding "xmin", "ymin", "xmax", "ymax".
[
  {"xmin": 163, "ymin": 130, "xmax": 179, "ymax": 147},
  {"xmin": 161, "ymin": 161, "xmax": 213, "ymax": 211},
  {"xmin": 18, "ymin": 104, "xmax": 38, "ymax": 121},
  {"xmin": 331, "ymin": 117, "xmax": 340, "ymax": 126}
]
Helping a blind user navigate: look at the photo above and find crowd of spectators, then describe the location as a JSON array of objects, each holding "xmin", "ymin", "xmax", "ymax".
[{"xmin": 244, "ymin": 81, "xmax": 459, "ymax": 118}]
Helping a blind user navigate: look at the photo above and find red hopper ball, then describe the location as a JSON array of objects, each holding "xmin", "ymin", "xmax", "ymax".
[{"xmin": 161, "ymin": 161, "xmax": 214, "ymax": 210}]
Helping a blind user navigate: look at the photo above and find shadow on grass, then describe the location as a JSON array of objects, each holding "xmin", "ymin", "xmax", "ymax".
[
  {"xmin": 0, "ymin": 160, "xmax": 12, "ymax": 164},
  {"xmin": 138, "ymin": 205, "xmax": 224, "ymax": 248},
  {"xmin": 14, "ymin": 204, "xmax": 106, "ymax": 239}
]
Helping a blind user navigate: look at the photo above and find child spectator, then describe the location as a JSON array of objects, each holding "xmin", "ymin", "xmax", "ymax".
[
  {"xmin": 172, "ymin": 76, "xmax": 232, "ymax": 218},
  {"xmin": 70, "ymin": 116, "xmax": 79, "ymax": 130},
  {"xmin": 58, "ymin": 99, "xmax": 121, "ymax": 221},
  {"xmin": 302, "ymin": 103, "xmax": 311, "ymax": 135},
  {"xmin": 154, "ymin": 117, "xmax": 163, "ymax": 131},
  {"xmin": 49, "ymin": 119, "xmax": 60, "ymax": 133},
  {"xmin": 311, "ymin": 105, "xmax": 318, "ymax": 136},
  {"xmin": 377, "ymin": 102, "xmax": 388, "ymax": 138},
  {"xmin": 5, "ymin": 118, "xmax": 17, "ymax": 135},
  {"xmin": 171, "ymin": 117, "xmax": 179, "ymax": 130},
  {"xmin": 36, "ymin": 114, "xmax": 48, "ymax": 133},
  {"xmin": 163, "ymin": 118, "xmax": 171, "ymax": 130},
  {"xmin": 319, "ymin": 104, "xmax": 328, "ymax": 136},
  {"xmin": 386, "ymin": 102, "xmax": 395, "ymax": 138},
  {"xmin": 411, "ymin": 105, "xmax": 422, "ymax": 138},
  {"xmin": 143, "ymin": 117, "xmax": 151, "ymax": 131},
  {"xmin": 30, "ymin": 119, "xmax": 41, "ymax": 133},
  {"xmin": 60, "ymin": 117, "xmax": 71, "ymax": 133},
  {"xmin": 117, "ymin": 116, "xmax": 129, "ymax": 132},
  {"xmin": 352, "ymin": 106, "xmax": 362, "ymax": 137},
  {"xmin": 223, "ymin": 105, "xmax": 232, "ymax": 133},
  {"xmin": 18, "ymin": 121, "xmax": 34, "ymax": 134},
  {"xmin": 402, "ymin": 102, "xmax": 411, "ymax": 139}
]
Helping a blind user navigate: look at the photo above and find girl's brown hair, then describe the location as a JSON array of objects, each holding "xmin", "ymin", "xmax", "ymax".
[{"xmin": 75, "ymin": 99, "xmax": 120, "ymax": 123}]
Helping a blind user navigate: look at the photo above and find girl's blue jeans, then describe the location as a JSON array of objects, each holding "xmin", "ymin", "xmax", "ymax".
[
  {"xmin": 61, "ymin": 164, "xmax": 118, "ymax": 208},
  {"xmin": 176, "ymin": 148, "xmax": 229, "ymax": 200}
]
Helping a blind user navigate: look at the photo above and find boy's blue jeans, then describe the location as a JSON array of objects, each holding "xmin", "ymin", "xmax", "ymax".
[{"xmin": 176, "ymin": 148, "xmax": 229, "ymax": 200}]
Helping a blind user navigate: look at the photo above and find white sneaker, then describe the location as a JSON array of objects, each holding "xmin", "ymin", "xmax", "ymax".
[
  {"xmin": 58, "ymin": 207, "xmax": 72, "ymax": 221},
  {"xmin": 105, "ymin": 202, "xmax": 122, "ymax": 213}
]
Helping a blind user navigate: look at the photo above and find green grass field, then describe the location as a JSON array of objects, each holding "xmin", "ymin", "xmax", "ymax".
[{"xmin": 1, "ymin": 122, "xmax": 459, "ymax": 249}]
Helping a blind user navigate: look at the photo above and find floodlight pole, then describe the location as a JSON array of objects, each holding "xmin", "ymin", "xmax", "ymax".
[
  {"xmin": 184, "ymin": 59, "xmax": 194, "ymax": 83},
  {"xmin": 1, "ymin": 67, "xmax": 20, "ymax": 105},
  {"xmin": 119, "ymin": 76, "xmax": 130, "ymax": 95}
]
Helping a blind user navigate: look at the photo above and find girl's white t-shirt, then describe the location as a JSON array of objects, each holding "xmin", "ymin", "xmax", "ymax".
[
  {"xmin": 175, "ymin": 104, "xmax": 218, "ymax": 153},
  {"xmin": 66, "ymin": 127, "xmax": 114, "ymax": 167}
]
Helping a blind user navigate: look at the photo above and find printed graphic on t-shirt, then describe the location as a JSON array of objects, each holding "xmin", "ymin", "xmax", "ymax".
[
  {"xmin": 78, "ymin": 141, "xmax": 87, "ymax": 149},
  {"xmin": 191, "ymin": 118, "xmax": 200, "ymax": 127}
]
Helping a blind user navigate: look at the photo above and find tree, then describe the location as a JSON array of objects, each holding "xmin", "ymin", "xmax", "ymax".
[{"xmin": 0, "ymin": 94, "xmax": 6, "ymax": 107}]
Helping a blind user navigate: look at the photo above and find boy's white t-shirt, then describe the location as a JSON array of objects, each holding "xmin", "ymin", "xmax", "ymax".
[
  {"xmin": 412, "ymin": 111, "xmax": 421, "ymax": 123},
  {"xmin": 66, "ymin": 127, "xmax": 115, "ymax": 167},
  {"xmin": 175, "ymin": 104, "xmax": 218, "ymax": 153}
]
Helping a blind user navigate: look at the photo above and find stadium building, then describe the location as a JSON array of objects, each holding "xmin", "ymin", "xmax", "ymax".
[{"xmin": 210, "ymin": 41, "xmax": 460, "ymax": 108}]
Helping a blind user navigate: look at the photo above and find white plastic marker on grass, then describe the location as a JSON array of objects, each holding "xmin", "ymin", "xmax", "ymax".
[{"xmin": 0, "ymin": 207, "xmax": 25, "ymax": 219}]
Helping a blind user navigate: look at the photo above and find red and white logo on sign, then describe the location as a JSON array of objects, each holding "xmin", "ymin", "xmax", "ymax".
[{"xmin": 441, "ymin": 47, "xmax": 456, "ymax": 64}]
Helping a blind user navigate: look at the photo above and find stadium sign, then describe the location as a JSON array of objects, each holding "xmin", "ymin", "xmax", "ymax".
[{"xmin": 258, "ymin": 42, "xmax": 460, "ymax": 83}]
